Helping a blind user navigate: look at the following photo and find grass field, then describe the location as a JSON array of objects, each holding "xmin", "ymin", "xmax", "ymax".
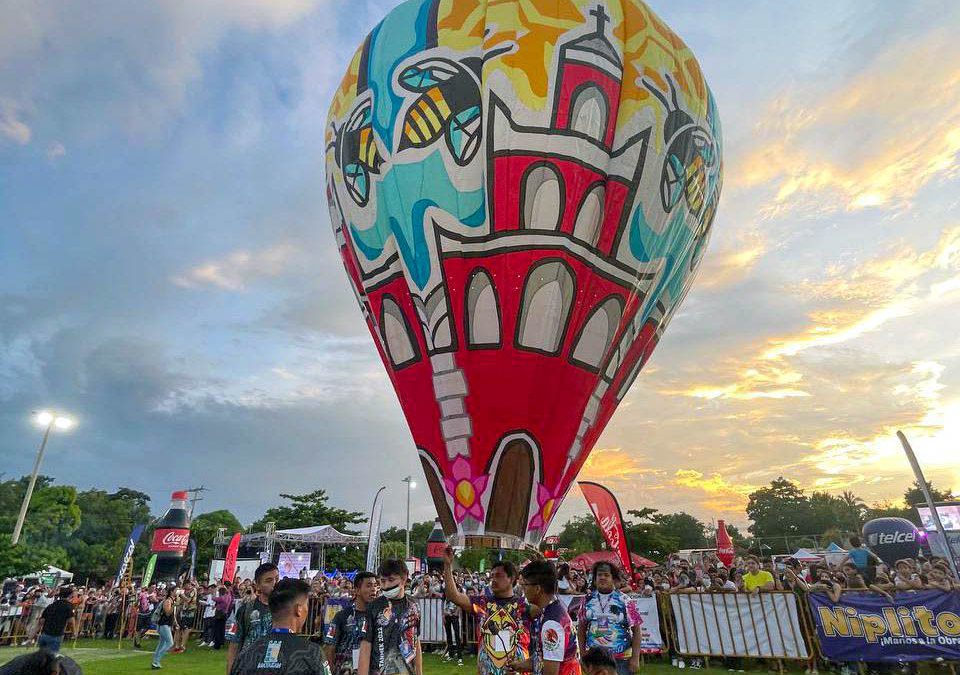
[{"xmin": 0, "ymin": 640, "xmax": 738, "ymax": 675}]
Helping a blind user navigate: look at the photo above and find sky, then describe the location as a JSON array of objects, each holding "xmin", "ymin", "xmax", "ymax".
[{"xmin": 2, "ymin": 0, "xmax": 959, "ymax": 533}]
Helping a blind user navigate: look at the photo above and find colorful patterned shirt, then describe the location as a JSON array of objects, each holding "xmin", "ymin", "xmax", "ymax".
[
  {"xmin": 576, "ymin": 590, "xmax": 636, "ymax": 659},
  {"xmin": 469, "ymin": 592, "xmax": 530, "ymax": 675}
]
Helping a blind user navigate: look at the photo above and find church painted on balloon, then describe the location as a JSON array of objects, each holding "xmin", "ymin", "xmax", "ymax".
[{"xmin": 326, "ymin": 0, "xmax": 722, "ymax": 547}]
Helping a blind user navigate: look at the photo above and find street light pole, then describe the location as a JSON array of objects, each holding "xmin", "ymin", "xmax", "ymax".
[
  {"xmin": 402, "ymin": 475, "xmax": 416, "ymax": 560},
  {"xmin": 403, "ymin": 476, "xmax": 412, "ymax": 559},
  {"xmin": 11, "ymin": 419, "xmax": 55, "ymax": 546}
]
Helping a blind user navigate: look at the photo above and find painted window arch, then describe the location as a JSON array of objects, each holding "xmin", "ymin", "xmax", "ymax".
[
  {"xmin": 573, "ymin": 184, "xmax": 605, "ymax": 246},
  {"xmin": 571, "ymin": 295, "xmax": 623, "ymax": 370},
  {"xmin": 516, "ymin": 260, "xmax": 576, "ymax": 354},
  {"xmin": 465, "ymin": 269, "xmax": 501, "ymax": 347},
  {"xmin": 521, "ymin": 164, "xmax": 563, "ymax": 231},
  {"xmin": 570, "ymin": 84, "xmax": 609, "ymax": 143},
  {"xmin": 603, "ymin": 321, "xmax": 635, "ymax": 382},
  {"xmin": 381, "ymin": 295, "xmax": 420, "ymax": 368}
]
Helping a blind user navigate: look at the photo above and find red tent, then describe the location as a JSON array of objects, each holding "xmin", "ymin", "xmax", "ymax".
[{"xmin": 568, "ymin": 550, "xmax": 658, "ymax": 571}]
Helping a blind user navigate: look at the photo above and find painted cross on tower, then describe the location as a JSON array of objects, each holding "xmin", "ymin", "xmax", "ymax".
[{"xmin": 589, "ymin": 5, "xmax": 610, "ymax": 35}]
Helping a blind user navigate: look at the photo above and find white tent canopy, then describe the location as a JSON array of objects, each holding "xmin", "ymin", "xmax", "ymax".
[
  {"xmin": 238, "ymin": 525, "xmax": 365, "ymax": 546},
  {"xmin": 29, "ymin": 565, "xmax": 74, "ymax": 582}
]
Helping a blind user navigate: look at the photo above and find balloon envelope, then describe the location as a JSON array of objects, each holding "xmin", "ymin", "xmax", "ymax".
[
  {"xmin": 326, "ymin": 0, "xmax": 722, "ymax": 547},
  {"xmin": 862, "ymin": 517, "xmax": 921, "ymax": 567}
]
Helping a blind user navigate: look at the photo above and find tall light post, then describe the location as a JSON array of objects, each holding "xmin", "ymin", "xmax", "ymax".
[
  {"xmin": 402, "ymin": 475, "xmax": 417, "ymax": 559},
  {"xmin": 11, "ymin": 410, "xmax": 75, "ymax": 546}
]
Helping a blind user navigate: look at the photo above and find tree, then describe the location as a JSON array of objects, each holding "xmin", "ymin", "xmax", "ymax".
[
  {"xmin": 59, "ymin": 488, "xmax": 153, "ymax": 583},
  {"xmin": 903, "ymin": 480, "xmax": 956, "ymax": 508},
  {"xmin": 380, "ymin": 521, "xmax": 435, "ymax": 559},
  {"xmin": 745, "ymin": 478, "xmax": 813, "ymax": 551},
  {"xmin": 192, "ymin": 510, "xmax": 243, "ymax": 581},
  {"xmin": 0, "ymin": 477, "xmax": 79, "ymax": 577},
  {"xmin": 250, "ymin": 490, "xmax": 366, "ymax": 534},
  {"xmin": 555, "ymin": 515, "xmax": 604, "ymax": 556},
  {"xmin": 650, "ymin": 512, "xmax": 708, "ymax": 549}
]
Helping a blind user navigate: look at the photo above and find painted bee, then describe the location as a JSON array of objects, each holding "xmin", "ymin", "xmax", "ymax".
[
  {"xmin": 642, "ymin": 74, "xmax": 718, "ymax": 218},
  {"xmin": 396, "ymin": 57, "xmax": 483, "ymax": 166},
  {"xmin": 331, "ymin": 101, "xmax": 384, "ymax": 206}
]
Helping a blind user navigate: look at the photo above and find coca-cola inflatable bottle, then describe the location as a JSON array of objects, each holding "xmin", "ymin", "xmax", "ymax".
[
  {"xmin": 151, "ymin": 491, "xmax": 192, "ymax": 582},
  {"xmin": 425, "ymin": 520, "xmax": 446, "ymax": 573}
]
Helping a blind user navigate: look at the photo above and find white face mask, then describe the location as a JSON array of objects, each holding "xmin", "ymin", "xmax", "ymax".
[{"xmin": 381, "ymin": 584, "xmax": 403, "ymax": 600}]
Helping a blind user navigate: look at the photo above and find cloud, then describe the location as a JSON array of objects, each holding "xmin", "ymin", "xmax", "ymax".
[
  {"xmin": 46, "ymin": 142, "xmax": 66, "ymax": 161},
  {"xmin": 696, "ymin": 229, "xmax": 767, "ymax": 291},
  {"xmin": 172, "ymin": 242, "xmax": 300, "ymax": 291},
  {"xmin": 580, "ymin": 448, "xmax": 659, "ymax": 482},
  {"xmin": 0, "ymin": 0, "xmax": 327, "ymax": 143},
  {"xmin": 0, "ymin": 98, "xmax": 31, "ymax": 144},
  {"xmin": 671, "ymin": 469, "xmax": 755, "ymax": 512},
  {"xmin": 732, "ymin": 22, "xmax": 960, "ymax": 215}
]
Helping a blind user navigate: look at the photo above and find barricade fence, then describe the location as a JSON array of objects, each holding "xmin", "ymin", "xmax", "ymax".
[{"xmin": 2, "ymin": 590, "xmax": 957, "ymax": 665}]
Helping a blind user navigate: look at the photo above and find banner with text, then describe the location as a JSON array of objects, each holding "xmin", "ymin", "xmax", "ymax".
[
  {"xmin": 670, "ymin": 593, "xmax": 809, "ymax": 659},
  {"xmin": 809, "ymin": 591, "xmax": 960, "ymax": 662}
]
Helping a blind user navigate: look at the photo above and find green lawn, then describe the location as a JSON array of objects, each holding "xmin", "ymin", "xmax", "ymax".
[{"xmin": 0, "ymin": 641, "xmax": 746, "ymax": 675}]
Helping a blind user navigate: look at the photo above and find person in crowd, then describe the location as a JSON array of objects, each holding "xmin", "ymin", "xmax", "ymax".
[
  {"xmin": 509, "ymin": 559, "xmax": 580, "ymax": 675},
  {"xmin": 174, "ymin": 580, "xmax": 198, "ymax": 653},
  {"xmin": 740, "ymin": 557, "xmax": 774, "ymax": 593},
  {"xmin": 36, "ymin": 587, "xmax": 76, "ymax": 654},
  {"xmin": 358, "ymin": 559, "xmax": 421, "ymax": 675},
  {"xmin": 440, "ymin": 597, "xmax": 463, "ymax": 666},
  {"xmin": 580, "ymin": 647, "xmax": 617, "ymax": 675},
  {"xmin": 228, "ymin": 578, "xmax": 330, "ymax": 675},
  {"xmin": 325, "ymin": 571, "xmax": 377, "ymax": 675},
  {"xmin": 893, "ymin": 559, "xmax": 924, "ymax": 590},
  {"xmin": 843, "ymin": 536, "xmax": 877, "ymax": 583},
  {"xmin": 576, "ymin": 563, "xmax": 639, "ymax": 675},
  {"xmin": 926, "ymin": 564, "xmax": 955, "ymax": 591},
  {"xmin": 213, "ymin": 586, "xmax": 233, "ymax": 651},
  {"xmin": 0, "ymin": 648, "xmax": 82, "ymax": 675},
  {"xmin": 227, "ymin": 563, "xmax": 281, "ymax": 674},
  {"xmin": 443, "ymin": 547, "xmax": 530, "ymax": 675},
  {"xmin": 200, "ymin": 583, "xmax": 218, "ymax": 647},
  {"xmin": 152, "ymin": 586, "xmax": 178, "ymax": 670}
]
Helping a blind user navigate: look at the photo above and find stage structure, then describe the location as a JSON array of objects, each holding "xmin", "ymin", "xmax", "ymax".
[{"xmin": 215, "ymin": 523, "xmax": 366, "ymax": 570}]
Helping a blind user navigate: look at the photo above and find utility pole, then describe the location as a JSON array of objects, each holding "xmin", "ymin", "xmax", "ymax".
[{"xmin": 185, "ymin": 486, "xmax": 207, "ymax": 518}]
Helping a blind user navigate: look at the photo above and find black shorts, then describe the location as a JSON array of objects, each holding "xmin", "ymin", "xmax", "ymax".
[{"xmin": 180, "ymin": 613, "xmax": 196, "ymax": 627}]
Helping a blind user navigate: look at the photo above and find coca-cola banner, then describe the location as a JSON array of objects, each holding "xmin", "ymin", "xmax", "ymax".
[
  {"xmin": 578, "ymin": 481, "xmax": 633, "ymax": 576},
  {"xmin": 151, "ymin": 528, "xmax": 190, "ymax": 553}
]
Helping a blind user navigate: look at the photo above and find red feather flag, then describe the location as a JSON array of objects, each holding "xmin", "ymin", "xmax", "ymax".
[
  {"xmin": 222, "ymin": 532, "xmax": 241, "ymax": 584},
  {"xmin": 578, "ymin": 481, "xmax": 634, "ymax": 577}
]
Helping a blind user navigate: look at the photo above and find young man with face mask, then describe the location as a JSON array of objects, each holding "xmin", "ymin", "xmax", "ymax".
[
  {"xmin": 227, "ymin": 562, "xmax": 281, "ymax": 675},
  {"xmin": 509, "ymin": 560, "xmax": 580, "ymax": 675},
  {"xmin": 576, "ymin": 563, "xmax": 640, "ymax": 675},
  {"xmin": 358, "ymin": 560, "xmax": 421, "ymax": 675},
  {"xmin": 229, "ymin": 578, "xmax": 332, "ymax": 675},
  {"xmin": 443, "ymin": 546, "xmax": 530, "ymax": 675},
  {"xmin": 326, "ymin": 572, "xmax": 378, "ymax": 675}
]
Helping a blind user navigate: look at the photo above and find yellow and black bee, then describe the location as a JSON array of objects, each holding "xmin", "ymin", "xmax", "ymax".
[
  {"xmin": 332, "ymin": 101, "xmax": 384, "ymax": 206},
  {"xmin": 397, "ymin": 57, "xmax": 482, "ymax": 166},
  {"xmin": 642, "ymin": 74, "xmax": 718, "ymax": 218}
]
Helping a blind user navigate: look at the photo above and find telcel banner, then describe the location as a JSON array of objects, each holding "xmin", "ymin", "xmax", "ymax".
[{"xmin": 809, "ymin": 591, "xmax": 960, "ymax": 662}]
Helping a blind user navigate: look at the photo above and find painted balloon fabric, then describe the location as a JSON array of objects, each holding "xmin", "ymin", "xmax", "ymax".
[{"xmin": 326, "ymin": 0, "xmax": 723, "ymax": 547}]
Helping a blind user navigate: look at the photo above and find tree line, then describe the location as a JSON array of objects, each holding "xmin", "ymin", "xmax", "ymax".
[{"xmin": 0, "ymin": 474, "xmax": 953, "ymax": 581}]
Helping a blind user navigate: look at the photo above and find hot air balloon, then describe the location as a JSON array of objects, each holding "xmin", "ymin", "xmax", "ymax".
[{"xmin": 325, "ymin": 0, "xmax": 722, "ymax": 548}]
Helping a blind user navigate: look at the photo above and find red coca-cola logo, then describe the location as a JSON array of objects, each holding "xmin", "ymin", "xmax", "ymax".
[
  {"xmin": 426, "ymin": 542, "xmax": 446, "ymax": 559},
  {"xmin": 152, "ymin": 528, "xmax": 189, "ymax": 553}
]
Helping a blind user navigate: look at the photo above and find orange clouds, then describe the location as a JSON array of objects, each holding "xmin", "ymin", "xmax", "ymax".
[
  {"xmin": 732, "ymin": 27, "xmax": 960, "ymax": 215},
  {"xmin": 580, "ymin": 447, "xmax": 657, "ymax": 481}
]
